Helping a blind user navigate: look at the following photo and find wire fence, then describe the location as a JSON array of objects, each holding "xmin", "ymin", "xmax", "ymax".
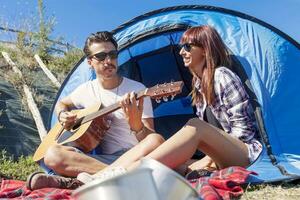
[{"xmin": 0, "ymin": 25, "xmax": 76, "ymax": 53}]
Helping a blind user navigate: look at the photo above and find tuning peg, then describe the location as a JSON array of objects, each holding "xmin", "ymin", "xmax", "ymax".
[
  {"xmin": 163, "ymin": 96, "xmax": 168, "ymax": 102},
  {"xmin": 155, "ymin": 98, "xmax": 161, "ymax": 103}
]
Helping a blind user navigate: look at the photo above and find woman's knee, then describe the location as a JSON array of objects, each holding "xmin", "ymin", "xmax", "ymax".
[
  {"xmin": 186, "ymin": 117, "xmax": 205, "ymax": 127},
  {"xmin": 137, "ymin": 134, "xmax": 165, "ymax": 156},
  {"xmin": 144, "ymin": 133, "xmax": 165, "ymax": 147},
  {"xmin": 185, "ymin": 118, "xmax": 213, "ymax": 135},
  {"xmin": 44, "ymin": 145, "xmax": 66, "ymax": 169}
]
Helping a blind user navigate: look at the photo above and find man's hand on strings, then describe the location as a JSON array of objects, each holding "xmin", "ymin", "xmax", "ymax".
[
  {"xmin": 58, "ymin": 110, "xmax": 77, "ymax": 130},
  {"xmin": 120, "ymin": 91, "xmax": 144, "ymax": 131}
]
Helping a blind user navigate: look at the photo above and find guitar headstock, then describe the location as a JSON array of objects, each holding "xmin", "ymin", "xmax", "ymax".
[{"xmin": 144, "ymin": 81, "xmax": 184, "ymax": 103}]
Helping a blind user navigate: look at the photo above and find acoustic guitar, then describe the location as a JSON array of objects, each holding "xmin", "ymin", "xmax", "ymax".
[{"xmin": 33, "ymin": 81, "xmax": 184, "ymax": 162}]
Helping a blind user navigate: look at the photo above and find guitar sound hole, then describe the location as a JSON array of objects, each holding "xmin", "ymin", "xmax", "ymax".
[
  {"xmin": 73, "ymin": 118, "xmax": 83, "ymax": 130},
  {"xmin": 73, "ymin": 123, "xmax": 80, "ymax": 130}
]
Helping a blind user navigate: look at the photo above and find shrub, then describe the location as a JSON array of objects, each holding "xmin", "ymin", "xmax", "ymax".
[
  {"xmin": 47, "ymin": 48, "xmax": 84, "ymax": 80},
  {"xmin": 0, "ymin": 150, "xmax": 41, "ymax": 180}
]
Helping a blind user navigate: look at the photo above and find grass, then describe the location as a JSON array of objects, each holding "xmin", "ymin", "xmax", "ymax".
[
  {"xmin": 0, "ymin": 150, "xmax": 41, "ymax": 181},
  {"xmin": 242, "ymin": 182, "xmax": 300, "ymax": 200}
]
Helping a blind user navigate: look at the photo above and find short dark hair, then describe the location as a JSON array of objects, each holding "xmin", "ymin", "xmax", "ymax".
[{"xmin": 83, "ymin": 31, "xmax": 118, "ymax": 57}]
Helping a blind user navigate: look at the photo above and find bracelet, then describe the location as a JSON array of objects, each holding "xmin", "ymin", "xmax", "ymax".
[
  {"xmin": 57, "ymin": 110, "xmax": 66, "ymax": 123},
  {"xmin": 130, "ymin": 125, "xmax": 145, "ymax": 136}
]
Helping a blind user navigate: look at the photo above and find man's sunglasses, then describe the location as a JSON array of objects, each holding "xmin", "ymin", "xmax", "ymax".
[
  {"xmin": 89, "ymin": 50, "xmax": 118, "ymax": 61},
  {"xmin": 179, "ymin": 43, "xmax": 194, "ymax": 52}
]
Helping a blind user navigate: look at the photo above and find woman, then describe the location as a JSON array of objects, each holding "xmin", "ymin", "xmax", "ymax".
[{"xmin": 78, "ymin": 25, "xmax": 263, "ymax": 182}]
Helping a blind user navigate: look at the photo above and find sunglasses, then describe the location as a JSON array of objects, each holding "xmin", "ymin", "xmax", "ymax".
[
  {"xmin": 90, "ymin": 50, "xmax": 118, "ymax": 61},
  {"xmin": 179, "ymin": 43, "xmax": 194, "ymax": 52}
]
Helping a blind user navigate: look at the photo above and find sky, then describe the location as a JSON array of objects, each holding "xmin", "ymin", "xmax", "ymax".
[{"xmin": 0, "ymin": 0, "xmax": 299, "ymax": 49}]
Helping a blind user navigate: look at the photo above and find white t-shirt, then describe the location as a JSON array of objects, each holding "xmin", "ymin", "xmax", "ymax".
[{"xmin": 69, "ymin": 77, "xmax": 153, "ymax": 154}]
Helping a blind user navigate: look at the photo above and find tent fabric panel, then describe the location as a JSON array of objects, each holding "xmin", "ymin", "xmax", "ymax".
[
  {"xmin": 247, "ymin": 151, "xmax": 292, "ymax": 183},
  {"xmin": 114, "ymin": 10, "xmax": 239, "ymax": 48},
  {"xmin": 237, "ymin": 22, "xmax": 300, "ymax": 157},
  {"xmin": 118, "ymin": 32, "xmax": 183, "ymax": 65}
]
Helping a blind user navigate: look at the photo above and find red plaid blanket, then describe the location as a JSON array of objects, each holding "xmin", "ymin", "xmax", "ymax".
[
  {"xmin": 0, "ymin": 179, "xmax": 73, "ymax": 200},
  {"xmin": 0, "ymin": 166, "xmax": 256, "ymax": 200},
  {"xmin": 189, "ymin": 166, "xmax": 257, "ymax": 200}
]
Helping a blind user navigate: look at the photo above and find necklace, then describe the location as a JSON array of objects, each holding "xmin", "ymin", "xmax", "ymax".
[{"xmin": 97, "ymin": 77, "xmax": 122, "ymax": 105}]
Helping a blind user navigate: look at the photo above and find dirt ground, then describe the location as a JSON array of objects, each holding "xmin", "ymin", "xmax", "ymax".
[{"xmin": 241, "ymin": 182, "xmax": 300, "ymax": 200}]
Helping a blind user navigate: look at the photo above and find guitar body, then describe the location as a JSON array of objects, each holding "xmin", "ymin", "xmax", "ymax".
[{"xmin": 33, "ymin": 103, "xmax": 109, "ymax": 162}]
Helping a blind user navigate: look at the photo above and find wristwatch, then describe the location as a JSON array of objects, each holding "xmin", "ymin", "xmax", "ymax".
[{"xmin": 130, "ymin": 125, "xmax": 145, "ymax": 136}]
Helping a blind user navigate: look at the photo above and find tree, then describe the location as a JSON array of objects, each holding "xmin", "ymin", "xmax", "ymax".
[{"xmin": 37, "ymin": 0, "xmax": 52, "ymax": 60}]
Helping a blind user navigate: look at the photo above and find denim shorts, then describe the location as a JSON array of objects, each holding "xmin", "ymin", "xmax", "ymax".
[{"xmin": 39, "ymin": 147, "xmax": 128, "ymax": 175}]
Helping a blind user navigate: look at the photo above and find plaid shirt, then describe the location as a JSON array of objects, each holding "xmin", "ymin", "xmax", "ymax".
[{"xmin": 195, "ymin": 67, "xmax": 262, "ymax": 161}]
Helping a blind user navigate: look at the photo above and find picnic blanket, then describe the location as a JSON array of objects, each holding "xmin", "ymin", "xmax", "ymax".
[
  {"xmin": 0, "ymin": 179, "xmax": 73, "ymax": 200},
  {"xmin": 0, "ymin": 166, "xmax": 256, "ymax": 200},
  {"xmin": 189, "ymin": 166, "xmax": 257, "ymax": 200}
]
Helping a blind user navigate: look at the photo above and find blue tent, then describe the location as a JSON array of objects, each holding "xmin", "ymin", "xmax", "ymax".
[{"xmin": 48, "ymin": 5, "xmax": 300, "ymax": 183}]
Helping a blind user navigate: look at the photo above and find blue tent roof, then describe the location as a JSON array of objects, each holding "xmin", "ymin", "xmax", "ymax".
[{"xmin": 49, "ymin": 5, "xmax": 300, "ymax": 183}]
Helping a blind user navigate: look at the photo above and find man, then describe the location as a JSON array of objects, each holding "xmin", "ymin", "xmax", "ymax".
[{"xmin": 27, "ymin": 31, "xmax": 164, "ymax": 190}]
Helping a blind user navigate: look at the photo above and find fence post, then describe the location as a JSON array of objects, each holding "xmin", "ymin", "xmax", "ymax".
[
  {"xmin": 34, "ymin": 54, "xmax": 61, "ymax": 88},
  {"xmin": 1, "ymin": 51, "xmax": 47, "ymax": 140}
]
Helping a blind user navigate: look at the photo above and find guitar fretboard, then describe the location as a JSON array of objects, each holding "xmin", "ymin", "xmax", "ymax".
[{"xmin": 73, "ymin": 89, "xmax": 146, "ymax": 128}]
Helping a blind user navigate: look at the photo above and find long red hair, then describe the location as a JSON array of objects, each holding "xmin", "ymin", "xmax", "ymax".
[{"xmin": 180, "ymin": 25, "xmax": 231, "ymax": 105}]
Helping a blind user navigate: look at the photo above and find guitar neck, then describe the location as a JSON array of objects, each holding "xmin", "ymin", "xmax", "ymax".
[{"xmin": 78, "ymin": 89, "xmax": 147, "ymax": 125}]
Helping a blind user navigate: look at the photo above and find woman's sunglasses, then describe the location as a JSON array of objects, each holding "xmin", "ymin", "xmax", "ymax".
[
  {"xmin": 89, "ymin": 50, "xmax": 118, "ymax": 61},
  {"xmin": 179, "ymin": 43, "xmax": 194, "ymax": 52}
]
